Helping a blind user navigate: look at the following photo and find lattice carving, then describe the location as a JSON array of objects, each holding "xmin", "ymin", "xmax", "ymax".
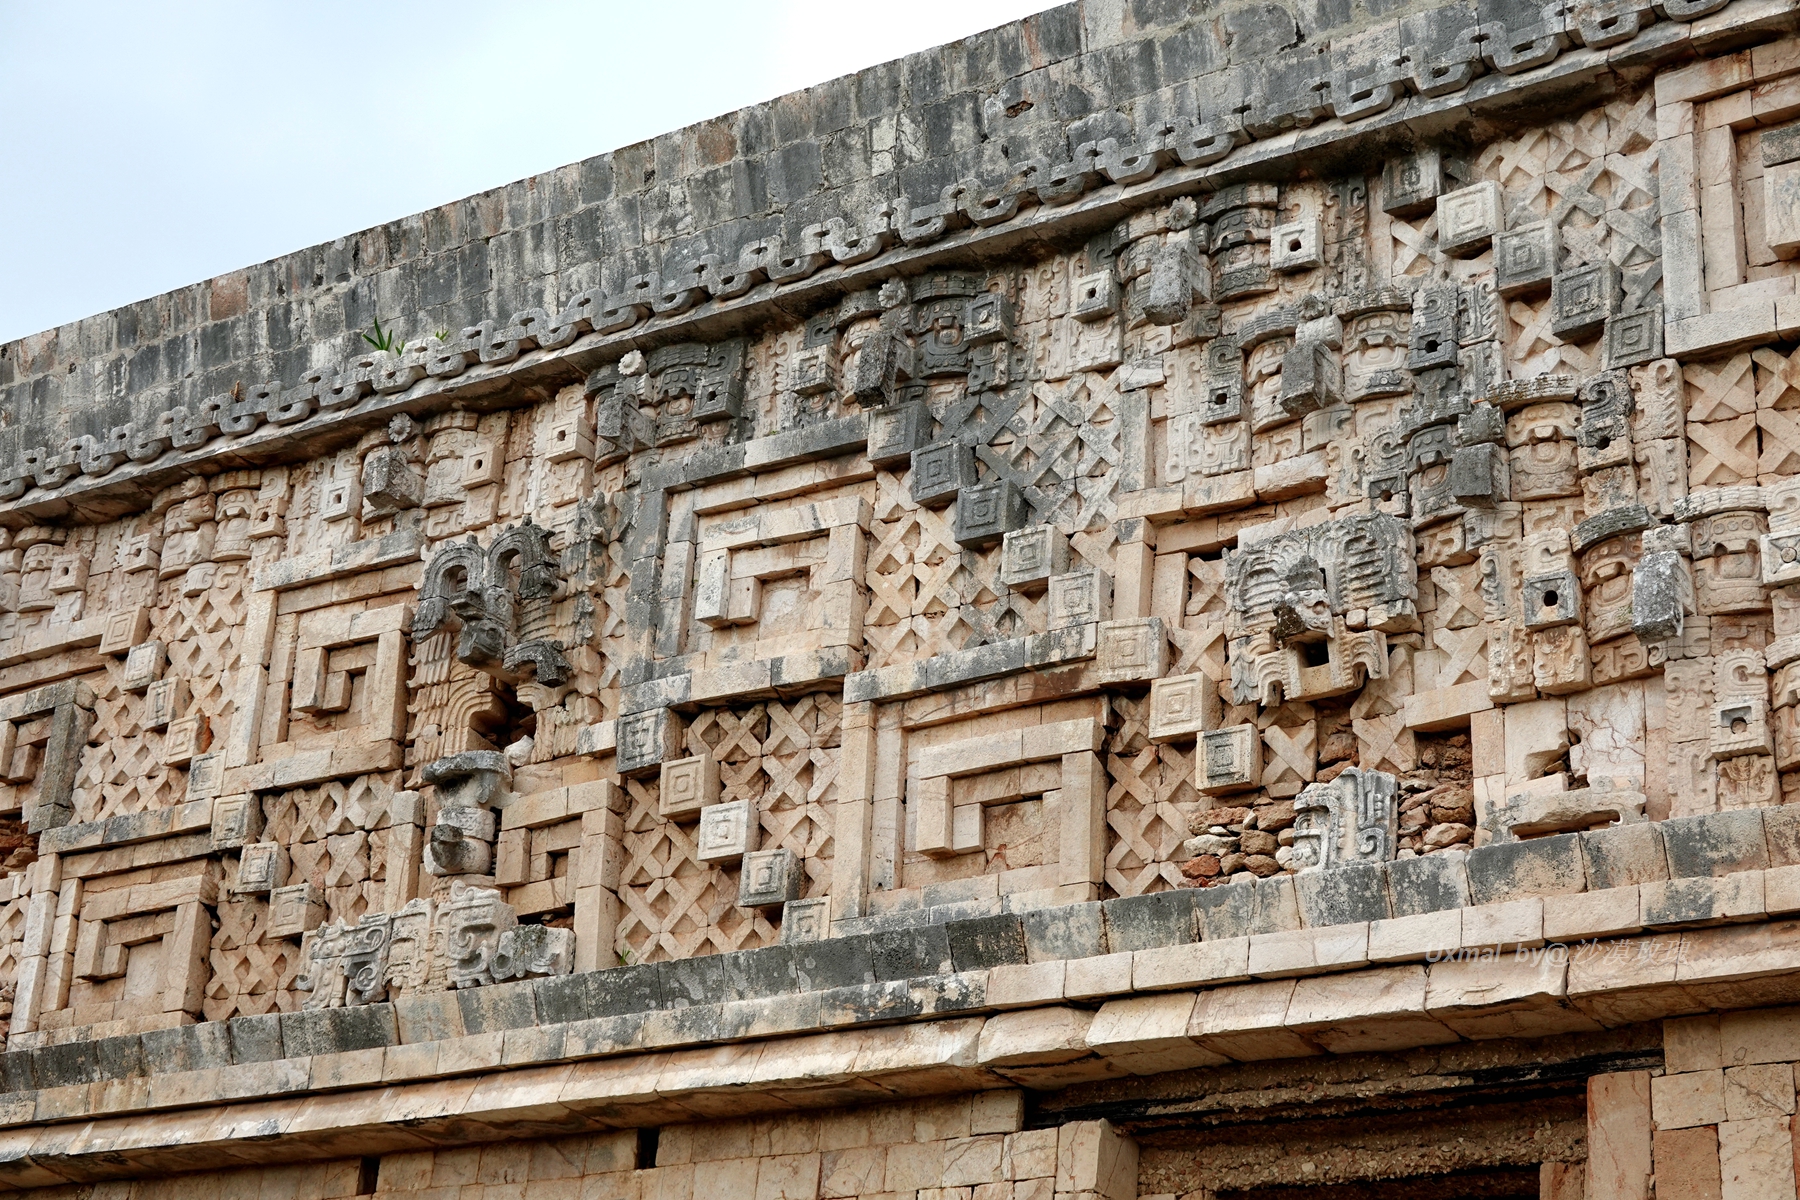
[
  {"xmin": 204, "ymin": 895, "xmax": 301, "ymax": 1020},
  {"xmin": 615, "ymin": 698, "xmax": 839, "ymax": 963},
  {"xmin": 1104, "ymin": 698, "xmax": 1197, "ymax": 897}
]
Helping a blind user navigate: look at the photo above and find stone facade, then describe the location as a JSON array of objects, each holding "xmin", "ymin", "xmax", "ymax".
[{"xmin": 2, "ymin": 0, "xmax": 1800, "ymax": 1196}]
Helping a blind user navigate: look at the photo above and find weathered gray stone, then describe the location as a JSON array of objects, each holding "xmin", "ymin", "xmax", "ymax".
[
  {"xmin": 1296, "ymin": 862, "xmax": 1392, "ymax": 927},
  {"xmin": 1020, "ymin": 901, "xmax": 1105, "ymax": 962},
  {"xmin": 1249, "ymin": 874, "xmax": 1302, "ymax": 933},
  {"xmin": 1662, "ymin": 811, "xmax": 1771, "ymax": 878},
  {"xmin": 945, "ymin": 914, "xmax": 1028, "ymax": 971},
  {"xmin": 1582, "ymin": 822, "xmax": 1669, "ymax": 889},
  {"xmin": 869, "ymin": 924, "xmax": 954, "ymax": 980},
  {"xmin": 1194, "ymin": 884, "xmax": 1256, "ymax": 940},
  {"xmin": 1466, "ymin": 835, "xmax": 1587, "ymax": 905},
  {"xmin": 1387, "ymin": 852, "xmax": 1471, "ymax": 916},
  {"xmin": 1102, "ymin": 890, "xmax": 1200, "ymax": 952},
  {"xmin": 228, "ymin": 1013, "xmax": 286, "ymax": 1065}
]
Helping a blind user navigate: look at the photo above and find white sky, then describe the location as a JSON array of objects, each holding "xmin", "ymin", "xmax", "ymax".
[{"xmin": 0, "ymin": 0, "xmax": 1058, "ymax": 345}]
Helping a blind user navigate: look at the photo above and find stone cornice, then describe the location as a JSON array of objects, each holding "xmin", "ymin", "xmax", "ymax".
[{"xmin": 0, "ymin": 0, "xmax": 1778, "ymax": 527}]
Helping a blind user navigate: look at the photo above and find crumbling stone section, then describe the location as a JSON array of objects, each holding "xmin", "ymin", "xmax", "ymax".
[{"xmin": 0, "ymin": 0, "xmax": 1797, "ymax": 1196}]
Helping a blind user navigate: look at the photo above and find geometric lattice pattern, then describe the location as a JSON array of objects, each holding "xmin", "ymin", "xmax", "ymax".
[
  {"xmin": 616, "ymin": 697, "xmax": 840, "ymax": 963},
  {"xmin": 1104, "ymin": 697, "xmax": 1199, "ymax": 898}
]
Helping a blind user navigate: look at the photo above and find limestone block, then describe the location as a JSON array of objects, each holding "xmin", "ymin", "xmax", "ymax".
[
  {"xmin": 1001, "ymin": 525, "xmax": 1070, "ymax": 593},
  {"xmin": 1718, "ymin": 1116, "xmax": 1796, "ymax": 1200},
  {"xmin": 1467, "ymin": 835, "xmax": 1586, "ymax": 905},
  {"xmin": 1056, "ymin": 1120, "xmax": 1138, "ymax": 1200},
  {"xmin": 955, "ymin": 480, "xmax": 1028, "ymax": 549},
  {"xmin": 1640, "ymin": 874, "xmax": 1766, "ymax": 928},
  {"xmin": 1724, "ymin": 1064, "xmax": 1795, "ymax": 1120},
  {"xmin": 1295, "ymin": 862, "xmax": 1391, "ymax": 926},
  {"xmin": 1461, "ymin": 897, "xmax": 1545, "ymax": 951},
  {"xmin": 1388, "ymin": 852, "xmax": 1471, "ymax": 916},
  {"xmin": 1662, "ymin": 810, "xmax": 1770, "ymax": 877},
  {"xmin": 1583, "ymin": 823, "xmax": 1669, "ymax": 889},
  {"xmin": 659, "ymin": 755, "xmax": 721, "ymax": 821},
  {"xmin": 1189, "ymin": 978, "xmax": 1320, "ymax": 1060},
  {"xmin": 913, "ymin": 442, "xmax": 977, "ymax": 508},
  {"xmin": 230, "ymin": 843, "xmax": 289, "ymax": 896},
  {"xmin": 1590, "ymin": 1072, "xmax": 1653, "ymax": 1200},
  {"xmin": 739, "ymin": 849, "xmax": 803, "ymax": 910},
  {"xmin": 1048, "ymin": 569, "xmax": 1112, "ymax": 630},
  {"xmin": 1147, "ymin": 672, "xmax": 1220, "ymax": 744},
  {"xmin": 1368, "ymin": 909, "xmax": 1462, "ymax": 962},
  {"xmin": 1438, "ymin": 181, "xmax": 1503, "ymax": 256},
  {"xmin": 1497, "ymin": 221, "xmax": 1558, "ymax": 297},
  {"xmin": 1767, "ymin": 161, "xmax": 1800, "ymax": 259},
  {"xmin": 697, "ymin": 799, "xmax": 759, "ymax": 866},
  {"xmin": 1198, "ymin": 725, "xmax": 1261, "ymax": 794},
  {"xmin": 1545, "ymin": 886, "xmax": 1643, "ymax": 941},
  {"xmin": 1654, "ymin": 1127, "xmax": 1723, "ymax": 1200},
  {"xmin": 617, "ymin": 708, "xmax": 681, "ymax": 779},
  {"xmin": 1286, "ymin": 963, "xmax": 1459, "ymax": 1053},
  {"xmin": 1065, "ymin": 950, "xmax": 1135, "ymax": 1001},
  {"xmin": 1097, "ymin": 617, "xmax": 1168, "ymax": 684},
  {"xmin": 867, "ymin": 401, "xmax": 932, "ymax": 467}
]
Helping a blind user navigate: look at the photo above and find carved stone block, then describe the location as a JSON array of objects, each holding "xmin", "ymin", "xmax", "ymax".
[
  {"xmin": 1270, "ymin": 219, "xmax": 1322, "ymax": 272},
  {"xmin": 1098, "ymin": 617, "xmax": 1168, "ymax": 684},
  {"xmin": 1072, "ymin": 272, "xmax": 1120, "ymax": 322},
  {"xmin": 493, "ymin": 925, "xmax": 575, "ymax": 981},
  {"xmin": 1437, "ymin": 181, "xmax": 1502, "ymax": 256},
  {"xmin": 1148, "ymin": 672, "xmax": 1220, "ymax": 744},
  {"xmin": 780, "ymin": 896, "xmax": 830, "ymax": 944},
  {"xmin": 1000, "ymin": 524, "xmax": 1070, "ymax": 592},
  {"xmin": 1290, "ymin": 768, "xmax": 1399, "ymax": 868},
  {"xmin": 1382, "ymin": 149, "xmax": 1444, "ymax": 217},
  {"xmin": 98, "ymin": 605, "xmax": 150, "ymax": 656},
  {"xmin": 867, "ymin": 402, "xmax": 932, "ymax": 468},
  {"xmin": 210, "ymin": 793, "xmax": 264, "ymax": 851},
  {"xmin": 1198, "ymin": 724, "xmax": 1262, "ymax": 795},
  {"xmin": 1605, "ymin": 307, "xmax": 1663, "ymax": 369},
  {"xmin": 1495, "ymin": 221, "xmax": 1558, "ymax": 297},
  {"xmin": 616, "ymin": 708, "xmax": 682, "ymax": 778},
  {"xmin": 121, "ymin": 640, "xmax": 165, "ymax": 694},
  {"xmin": 186, "ymin": 752, "xmax": 225, "ymax": 801},
  {"xmin": 659, "ymin": 754, "xmax": 721, "ymax": 821},
  {"xmin": 1712, "ymin": 697, "xmax": 1774, "ymax": 760},
  {"xmin": 162, "ymin": 713, "xmax": 206, "ymax": 767},
  {"xmin": 232, "ymin": 842, "xmax": 290, "ymax": 895},
  {"xmin": 442, "ymin": 883, "xmax": 518, "ymax": 989},
  {"xmin": 697, "ymin": 798, "xmax": 759, "ymax": 866},
  {"xmin": 269, "ymin": 882, "xmax": 327, "ymax": 940},
  {"xmin": 1048, "ymin": 569, "xmax": 1112, "ymax": 629},
  {"xmin": 738, "ymin": 848, "xmax": 804, "ymax": 910},
  {"xmin": 1522, "ymin": 571, "xmax": 1582, "ymax": 630},
  {"xmin": 953, "ymin": 480, "xmax": 1027, "ymax": 548},
  {"xmin": 911, "ymin": 441, "xmax": 977, "ymax": 508},
  {"xmin": 1551, "ymin": 262, "xmax": 1620, "ymax": 340}
]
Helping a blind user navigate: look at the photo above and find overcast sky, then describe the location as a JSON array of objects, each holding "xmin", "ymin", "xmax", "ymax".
[{"xmin": 0, "ymin": 0, "xmax": 1056, "ymax": 345}]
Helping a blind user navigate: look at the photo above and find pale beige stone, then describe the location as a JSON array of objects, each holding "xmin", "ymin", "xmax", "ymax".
[
  {"xmin": 1545, "ymin": 888, "xmax": 1643, "ymax": 942},
  {"xmin": 1590, "ymin": 1071, "xmax": 1653, "ymax": 1200},
  {"xmin": 1462, "ymin": 898, "xmax": 1545, "ymax": 951},
  {"xmin": 977, "ymin": 1008, "xmax": 1095, "ymax": 1067},
  {"xmin": 1189, "ymin": 980, "xmax": 1319, "ymax": 1061},
  {"xmin": 1064, "ymin": 952, "xmax": 1135, "ymax": 1001},
  {"xmin": 985, "ymin": 961, "xmax": 1066, "ymax": 1009},
  {"xmin": 1132, "ymin": 937, "xmax": 1251, "ymax": 990},
  {"xmin": 1085, "ymin": 992, "xmax": 1200, "ymax": 1057},
  {"xmin": 1654, "ymin": 1069, "xmax": 1728, "ymax": 1130},
  {"xmin": 1719, "ymin": 1116, "xmax": 1797, "ymax": 1200},
  {"xmin": 1286, "ymin": 964, "xmax": 1459, "ymax": 1053},
  {"xmin": 1724, "ymin": 1064, "xmax": 1795, "ymax": 1120},
  {"xmin": 1368, "ymin": 910, "xmax": 1461, "ymax": 963}
]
